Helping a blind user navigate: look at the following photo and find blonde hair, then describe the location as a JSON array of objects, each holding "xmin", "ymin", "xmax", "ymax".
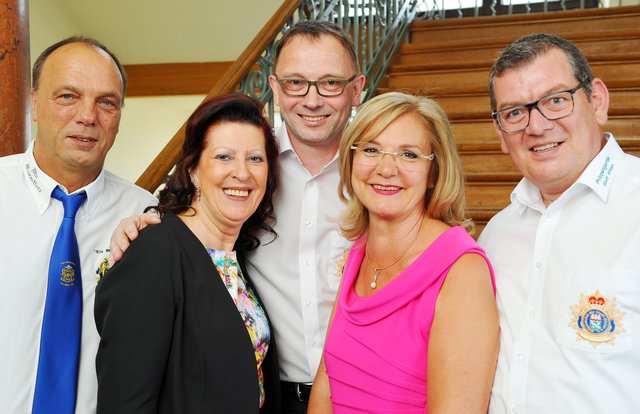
[{"xmin": 338, "ymin": 92, "xmax": 472, "ymax": 240}]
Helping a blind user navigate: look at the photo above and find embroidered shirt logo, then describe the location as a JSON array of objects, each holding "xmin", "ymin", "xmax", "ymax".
[
  {"xmin": 95, "ymin": 257, "xmax": 110, "ymax": 283},
  {"xmin": 569, "ymin": 290, "xmax": 625, "ymax": 347},
  {"xmin": 60, "ymin": 263, "xmax": 76, "ymax": 286}
]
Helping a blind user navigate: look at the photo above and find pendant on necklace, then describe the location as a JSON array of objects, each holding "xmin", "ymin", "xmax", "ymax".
[{"xmin": 370, "ymin": 269, "xmax": 380, "ymax": 289}]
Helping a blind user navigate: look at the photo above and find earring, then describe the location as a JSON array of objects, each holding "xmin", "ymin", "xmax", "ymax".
[{"xmin": 190, "ymin": 175, "xmax": 201, "ymax": 202}]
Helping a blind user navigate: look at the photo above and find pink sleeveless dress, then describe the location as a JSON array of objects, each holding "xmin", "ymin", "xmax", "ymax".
[{"xmin": 323, "ymin": 226, "xmax": 495, "ymax": 413}]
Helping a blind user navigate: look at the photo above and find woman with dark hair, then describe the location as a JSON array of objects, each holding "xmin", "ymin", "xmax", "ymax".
[{"xmin": 94, "ymin": 93, "xmax": 281, "ymax": 413}]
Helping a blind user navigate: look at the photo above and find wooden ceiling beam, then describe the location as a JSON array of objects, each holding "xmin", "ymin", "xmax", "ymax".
[{"xmin": 123, "ymin": 61, "xmax": 233, "ymax": 96}]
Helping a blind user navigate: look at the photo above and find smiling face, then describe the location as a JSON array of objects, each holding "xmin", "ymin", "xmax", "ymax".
[
  {"xmin": 269, "ymin": 34, "xmax": 365, "ymax": 153},
  {"xmin": 351, "ymin": 112, "xmax": 433, "ymax": 223},
  {"xmin": 31, "ymin": 42, "xmax": 124, "ymax": 191},
  {"xmin": 493, "ymin": 48, "xmax": 609, "ymax": 203},
  {"xmin": 190, "ymin": 122, "xmax": 268, "ymax": 230}
]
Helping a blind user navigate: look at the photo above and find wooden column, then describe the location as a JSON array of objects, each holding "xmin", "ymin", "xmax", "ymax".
[{"xmin": 0, "ymin": 0, "xmax": 30, "ymax": 156}]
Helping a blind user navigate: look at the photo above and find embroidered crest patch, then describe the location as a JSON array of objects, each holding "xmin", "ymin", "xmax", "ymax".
[
  {"xmin": 60, "ymin": 263, "xmax": 76, "ymax": 286},
  {"xmin": 569, "ymin": 290, "xmax": 625, "ymax": 347},
  {"xmin": 95, "ymin": 258, "xmax": 110, "ymax": 283}
]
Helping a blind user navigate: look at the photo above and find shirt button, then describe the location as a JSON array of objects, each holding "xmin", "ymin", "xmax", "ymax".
[
  {"xmin": 304, "ymin": 259, "xmax": 310, "ymax": 266},
  {"xmin": 310, "ymin": 339, "xmax": 316, "ymax": 346},
  {"xmin": 512, "ymin": 408, "xmax": 519, "ymax": 414},
  {"xmin": 305, "ymin": 221, "xmax": 312, "ymax": 228},
  {"xmin": 517, "ymin": 354, "xmax": 523, "ymax": 361},
  {"xmin": 308, "ymin": 182, "xmax": 314, "ymax": 187},
  {"xmin": 529, "ymin": 310, "xmax": 536, "ymax": 318},
  {"xmin": 306, "ymin": 301, "xmax": 312, "ymax": 306},
  {"xmin": 535, "ymin": 262, "xmax": 542, "ymax": 269}
]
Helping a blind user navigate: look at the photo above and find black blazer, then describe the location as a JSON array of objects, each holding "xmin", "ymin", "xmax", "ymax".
[{"xmin": 95, "ymin": 213, "xmax": 281, "ymax": 414}]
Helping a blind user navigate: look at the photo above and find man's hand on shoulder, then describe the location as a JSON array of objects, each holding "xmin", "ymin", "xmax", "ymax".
[{"xmin": 108, "ymin": 211, "xmax": 161, "ymax": 266}]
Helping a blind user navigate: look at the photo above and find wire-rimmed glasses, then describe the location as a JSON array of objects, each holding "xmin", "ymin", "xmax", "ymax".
[{"xmin": 350, "ymin": 143, "xmax": 435, "ymax": 172}]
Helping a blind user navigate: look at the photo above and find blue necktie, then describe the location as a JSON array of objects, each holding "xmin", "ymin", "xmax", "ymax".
[{"xmin": 33, "ymin": 186, "xmax": 87, "ymax": 414}]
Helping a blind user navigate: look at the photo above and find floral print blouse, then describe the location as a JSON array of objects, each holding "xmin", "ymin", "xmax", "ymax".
[{"xmin": 208, "ymin": 249, "xmax": 270, "ymax": 408}]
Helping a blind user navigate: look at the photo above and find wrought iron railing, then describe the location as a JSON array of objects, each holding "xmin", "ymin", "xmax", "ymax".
[
  {"xmin": 414, "ymin": 0, "xmax": 639, "ymax": 20},
  {"xmin": 136, "ymin": 0, "xmax": 639, "ymax": 193}
]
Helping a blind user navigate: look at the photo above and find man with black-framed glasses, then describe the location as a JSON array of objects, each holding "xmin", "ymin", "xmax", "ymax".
[
  {"xmin": 261, "ymin": 22, "xmax": 365, "ymax": 413},
  {"xmin": 479, "ymin": 33, "xmax": 640, "ymax": 414}
]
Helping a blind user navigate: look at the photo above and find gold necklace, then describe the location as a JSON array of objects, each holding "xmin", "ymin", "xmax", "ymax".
[{"xmin": 364, "ymin": 217, "xmax": 424, "ymax": 289}]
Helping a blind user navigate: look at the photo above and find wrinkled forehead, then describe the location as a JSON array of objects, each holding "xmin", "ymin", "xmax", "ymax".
[
  {"xmin": 496, "ymin": 48, "xmax": 574, "ymax": 83},
  {"xmin": 494, "ymin": 50, "xmax": 576, "ymax": 103},
  {"xmin": 42, "ymin": 43, "xmax": 124, "ymax": 94}
]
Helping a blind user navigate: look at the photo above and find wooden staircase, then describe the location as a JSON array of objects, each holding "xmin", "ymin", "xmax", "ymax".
[{"xmin": 378, "ymin": 6, "xmax": 640, "ymax": 235}]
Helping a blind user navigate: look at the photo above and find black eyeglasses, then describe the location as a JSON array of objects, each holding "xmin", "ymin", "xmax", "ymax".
[
  {"xmin": 274, "ymin": 74, "xmax": 358, "ymax": 97},
  {"xmin": 492, "ymin": 84, "xmax": 584, "ymax": 133}
]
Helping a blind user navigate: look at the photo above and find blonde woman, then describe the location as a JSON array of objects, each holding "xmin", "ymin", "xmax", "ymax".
[{"xmin": 309, "ymin": 92, "xmax": 499, "ymax": 413}]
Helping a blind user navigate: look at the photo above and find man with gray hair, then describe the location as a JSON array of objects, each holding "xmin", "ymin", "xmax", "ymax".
[
  {"xmin": 479, "ymin": 33, "xmax": 640, "ymax": 413},
  {"xmin": 0, "ymin": 37, "xmax": 156, "ymax": 413}
]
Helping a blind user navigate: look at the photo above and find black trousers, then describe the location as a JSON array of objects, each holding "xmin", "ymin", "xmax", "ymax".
[{"xmin": 280, "ymin": 381, "xmax": 312, "ymax": 414}]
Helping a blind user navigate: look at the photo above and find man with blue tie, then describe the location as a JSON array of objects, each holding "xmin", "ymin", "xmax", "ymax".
[{"xmin": 0, "ymin": 37, "xmax": 156, "ymax": 413}]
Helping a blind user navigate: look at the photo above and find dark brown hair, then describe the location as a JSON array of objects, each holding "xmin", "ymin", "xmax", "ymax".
[
  {"xmin": 489, "ymin": 33, "xmax": 593, "ymax": 112},
  {"xmin": 274, "ymin": 20, "xmax": 360, "ymax": 72},
  {"xmin": 156, "ymin": 93, "xmax": 280, "ymax": 251}
]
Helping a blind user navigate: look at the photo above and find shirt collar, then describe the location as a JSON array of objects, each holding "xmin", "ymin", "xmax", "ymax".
[
  {"xmin": 510, "ymin": 133, "xmax": 622, "ymax": 214},
  {"xmin": 575, "ymin": 133, "xmax": 622, "ymax": 202},
  {"xmin": 510, "ymin": 178, "xmax": 546, "ymax": 215},
  {"xmin": 22, "ymin": 140, "xmax": 106, "ymax": 219},
  {"xmin": 276, "ymin": 124, "xmax": 295, "ymax": 155},
  {"xmin": 275, "ymin": 123, "xmax": 339, "ymax": 172}
]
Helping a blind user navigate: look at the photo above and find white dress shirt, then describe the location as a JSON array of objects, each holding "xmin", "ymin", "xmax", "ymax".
[
  {"xmin": 479, "ymin": 135, "xmax": 640, "ymax": 414},
  {"xmin": 0, "ymin": 142, "xmax": 157, "ymax": 414},
  {"xmin": 246, "ymin": 125, "xmax": 351, "ymax": 383}
]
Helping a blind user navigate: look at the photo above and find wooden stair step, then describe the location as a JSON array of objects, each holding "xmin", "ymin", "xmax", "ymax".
[
  {"xmin": 470, "ymin": 223, "xmax": 487, "ymax": 239},
  {"xmin": 401, "ymin": 28, "xmax": 640, "ymax": 55},
  {"xmin": 373, "ymin": 89, "xmax": 640, "ymax": 120},
  {"xmin": 410, "ymin": 6, "xmax": 640, "ymax": 43},
  {"xmin": 385, "ymin": 61, "xmax": 640, "ymax": 93},
  {"xmin": 461, "ymin": 151, "xmax": 521, "ymax": 182},
  {"xmin": 461, "ymin": 144, "xmax": 640, "ymax": 183},
  {"xmin": 451, "ymin": 118, "xmax": 640, "ymax": 150},
  {"xmin": 442, "ymin": 90, "xmax": 640, "ymax": 120},
  {"xmin": 398, "ymin": 37, "xmax": 640, "ymax": 68},
  {"xmin": 466, "ymin": 182, "xmax": 516, "ymax": 211}
]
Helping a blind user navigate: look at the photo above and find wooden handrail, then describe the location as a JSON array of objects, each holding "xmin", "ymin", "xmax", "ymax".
[{"xmin": 135, "ymin": 0, "xmax": 302, "ymax": 193}]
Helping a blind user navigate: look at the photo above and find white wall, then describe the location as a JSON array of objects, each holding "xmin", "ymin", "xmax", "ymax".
[
  {"xmin": 107, "ymin": 95, "xmax": 205, "ymax": 182},
  {"xmin": 28, "ymin": 0, "xmax": 282, "ymax": 183}
]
